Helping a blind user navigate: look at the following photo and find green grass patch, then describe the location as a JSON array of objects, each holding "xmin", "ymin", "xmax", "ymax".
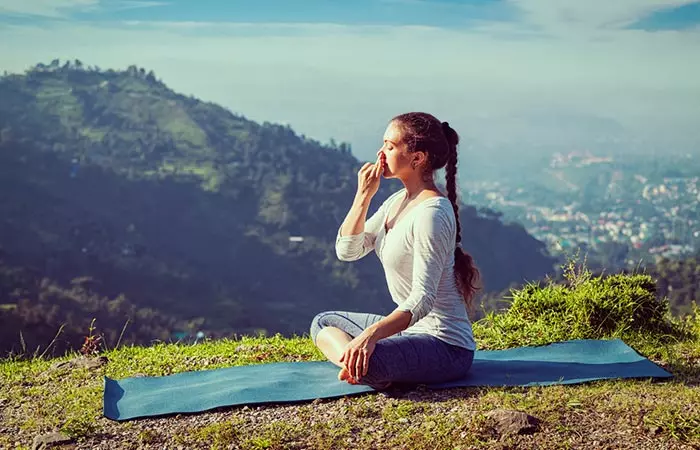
[{"xmin": 473, "ymin": 259, "xmax": 687, "ymax": 351}]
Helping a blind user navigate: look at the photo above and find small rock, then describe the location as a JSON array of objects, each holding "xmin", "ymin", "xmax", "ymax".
[
  {"xmin": 32, "ymin": 431, "xmax": 72, "ymax": 450},
  {"xmin": 397, "ymin": 417, "xmax": 409, "ymax": 424},
  {"xmin": 485, "ymin": 408, "xmax": 540, "ymax": 436}
]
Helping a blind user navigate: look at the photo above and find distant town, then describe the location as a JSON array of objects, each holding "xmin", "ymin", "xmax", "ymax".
[{"xmin": 462, "ymin": 151, "xmax": 699, "ymax": 269}]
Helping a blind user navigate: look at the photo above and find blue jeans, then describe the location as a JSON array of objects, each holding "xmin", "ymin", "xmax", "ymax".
[{"xmin": 310, "ymin": 311, "xmax": 474, "ymax": 390}]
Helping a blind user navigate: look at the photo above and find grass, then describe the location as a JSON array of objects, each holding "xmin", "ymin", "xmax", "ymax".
[
  {"xmin": 1, "ymin": 260, "xmax": 699, "ymax": 449},
  {"xmin": 474, "ymin": 258, "xmax": 681, "ymax": 350}
]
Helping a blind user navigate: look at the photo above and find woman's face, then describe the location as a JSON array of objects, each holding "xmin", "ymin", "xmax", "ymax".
[{"xmin": 377, "ymin": 121, "xmax": 412, "ymax": 179}]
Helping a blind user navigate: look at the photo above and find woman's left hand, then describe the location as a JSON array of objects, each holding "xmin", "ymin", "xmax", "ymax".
[{"xmin": 339, "ymin": 331, "xmax": 377, "ymax": 381}]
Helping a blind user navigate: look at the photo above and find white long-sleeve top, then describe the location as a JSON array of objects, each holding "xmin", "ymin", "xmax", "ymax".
[{"xmin": 335, "ymin": 189, "xmax": 476, "ymax": 351}]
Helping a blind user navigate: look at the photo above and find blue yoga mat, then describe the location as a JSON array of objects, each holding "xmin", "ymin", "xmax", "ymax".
[{"xmin": 103, "ymin": 338, "xmax": 672, "ymax": 421}]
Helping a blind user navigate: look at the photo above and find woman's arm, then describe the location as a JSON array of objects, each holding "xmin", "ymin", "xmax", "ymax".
[
  {"xmin": 364, "ymin": 309, "xmax": 412, "ymax": 339},
  {"xmin": 335, "ymin": 195, "xmax": 390, "ymax": 261},
  {"xmin": 395, "ymin": 205, "xmax": 454, "ymax": 327},
  {"xmin": 339, "ymin": 193, "xmax": 373, "ymax": 238},
  {"xmin": 335, "ymin": 157, "xmax": 387, "ymax": 261},
  {"xmin": 341, "ymin": 155, "xmax": 383, "ymax": 236}
]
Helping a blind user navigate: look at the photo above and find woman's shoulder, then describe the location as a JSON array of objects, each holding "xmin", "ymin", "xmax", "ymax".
[
  {"xmin": 420, "ymin": 193, "xmax": 452, "ymax": 210},
  {"xmin": 415, "ymin": 197, "xmax": 456, "ymax": 228},
  {"xmin": 420, "ymin": 200, "xmax": 454, "ymax": 218}
]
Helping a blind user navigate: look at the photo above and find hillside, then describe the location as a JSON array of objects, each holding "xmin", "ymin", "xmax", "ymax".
[
  {"xmin": 1, "ymin": 266, "xmax": 698, "ymax": 449},
  {"xmin": 0, "ymin": 60, "xmax": 558, "ymax": 355}
]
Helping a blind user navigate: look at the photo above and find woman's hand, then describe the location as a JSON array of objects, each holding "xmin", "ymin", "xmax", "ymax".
[
  {"xmin": 355, "ymin": 154, "xmax": 384, "ymax": 203},
  {"xmin": 339, "ymin": 330, "xmax": 378, "ymax": 382}
]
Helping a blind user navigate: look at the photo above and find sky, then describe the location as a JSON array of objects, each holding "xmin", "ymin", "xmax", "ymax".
[{"xmin": 1, "ymin": 0, "xmax": 699, "ymax": 164}]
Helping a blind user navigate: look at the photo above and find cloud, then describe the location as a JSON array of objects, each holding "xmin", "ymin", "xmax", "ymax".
[
  {"xmin": 0, "ymin": 0, "xmax": 99, "ymax": 17},
  {"xmin": 111, "ymin": 1, "xmax": 169, "ymax": 12},
  {"xmin": 505, "ymin": 0, "xmax": 700, "ymax": 34},
  {"xmin": 0, "ymin": 0, "xmax": 166, "ymax": 17}
]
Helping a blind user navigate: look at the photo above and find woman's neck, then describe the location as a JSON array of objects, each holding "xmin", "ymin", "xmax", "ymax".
[{"xmin": 402, "ymin": 175, "xmax": 438, "ymax": 200}]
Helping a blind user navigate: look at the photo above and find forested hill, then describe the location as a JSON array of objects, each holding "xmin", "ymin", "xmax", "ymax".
[{"xmin": 0, "ymin": 60, "xmax": 557, "ymax": 355}]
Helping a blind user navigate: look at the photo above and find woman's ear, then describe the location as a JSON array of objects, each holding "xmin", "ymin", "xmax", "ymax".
[{"xmin": 413, "ymin": 151, "xmax": 428, "ymax": 169}]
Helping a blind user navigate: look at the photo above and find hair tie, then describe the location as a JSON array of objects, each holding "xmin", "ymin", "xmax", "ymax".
[{"xmin": 442, "ymin": 121, "xmax": 450, "ymax": 134}]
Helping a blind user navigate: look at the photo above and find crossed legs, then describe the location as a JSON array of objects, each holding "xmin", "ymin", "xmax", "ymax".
[{"xmin": 310, "ymin": 310, "xmax": 475, "ymax": 390}]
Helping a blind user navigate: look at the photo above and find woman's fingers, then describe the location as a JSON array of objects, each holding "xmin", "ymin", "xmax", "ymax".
[
  {"xmin": 356, "ymin": 350, "xmax": 365, "ymax": 380},
  {"xmin": 359, "ymin": 156, "xmax": 384, "ymax": 179},
  {"xmin": 362, "ymin": 351, "xmax": 369, "ymax": 376},
  {"xmin": 341, "ymin": 345, "xmax": 372, "ymax": 382},
  {"xmin": 345, "ymin": 348, "xmax": 360, "ymax": 380},
  {"xmin": 346, "ymin": 350, "xmax": 357, "ymax": 379}
]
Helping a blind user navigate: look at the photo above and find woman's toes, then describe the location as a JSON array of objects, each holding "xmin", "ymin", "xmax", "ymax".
[
  {"xmin": 338, "ymin": 367, "xmax": 351, "ymax": 381},
  {"xmin": 338, "ymin": 368, "xmax": 361, "ymax": 384}
]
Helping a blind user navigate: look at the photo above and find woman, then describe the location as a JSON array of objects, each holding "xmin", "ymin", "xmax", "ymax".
[{"xmin": 310, "ymin": 112, "xmax": 480, "ymax": 390}]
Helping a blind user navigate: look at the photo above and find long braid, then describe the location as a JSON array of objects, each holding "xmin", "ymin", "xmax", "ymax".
[
  {"xmin": 442, "ymin": 122, "xmax": 481, "ymax": 317},
  {"xmin": 443, "ymin": 122, "xmax": 462, "ymax": 246}
]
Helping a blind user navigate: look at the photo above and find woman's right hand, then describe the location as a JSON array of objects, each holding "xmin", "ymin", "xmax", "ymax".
[{"xmin": 356, "ymin": 154, "xmax": 384, "ymax": 202}]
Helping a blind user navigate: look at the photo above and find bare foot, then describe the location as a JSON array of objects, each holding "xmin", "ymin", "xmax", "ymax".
[
  {"xmin": 338, "ymin": 367, "xmax": 359, "ymax": 384},
  {"xmin": 338, "ymin": 368, "xmax": 393, "ymax": 390}
]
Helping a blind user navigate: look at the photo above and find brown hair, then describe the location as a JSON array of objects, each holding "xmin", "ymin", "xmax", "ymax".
[{"xmin": 391, "ymin": 112, "xmax": 481, "ymax": 315}]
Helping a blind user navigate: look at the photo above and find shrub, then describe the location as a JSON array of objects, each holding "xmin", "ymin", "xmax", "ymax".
[{"xmin": 474, "ymin": 259, "xmax": 683, "ymax": 349}]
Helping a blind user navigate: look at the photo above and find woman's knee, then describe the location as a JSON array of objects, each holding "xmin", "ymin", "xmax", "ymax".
[
  {"xmin": 309, "ymin": 310, "xmax": 379, "ymax": 345},
  {"xmin": 311, "ymin": 324, "xmax": 336, "ymax": 346},
  {"xmin": 309, "ymin": 311, "xmax": 335, "ymax": 344}
]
